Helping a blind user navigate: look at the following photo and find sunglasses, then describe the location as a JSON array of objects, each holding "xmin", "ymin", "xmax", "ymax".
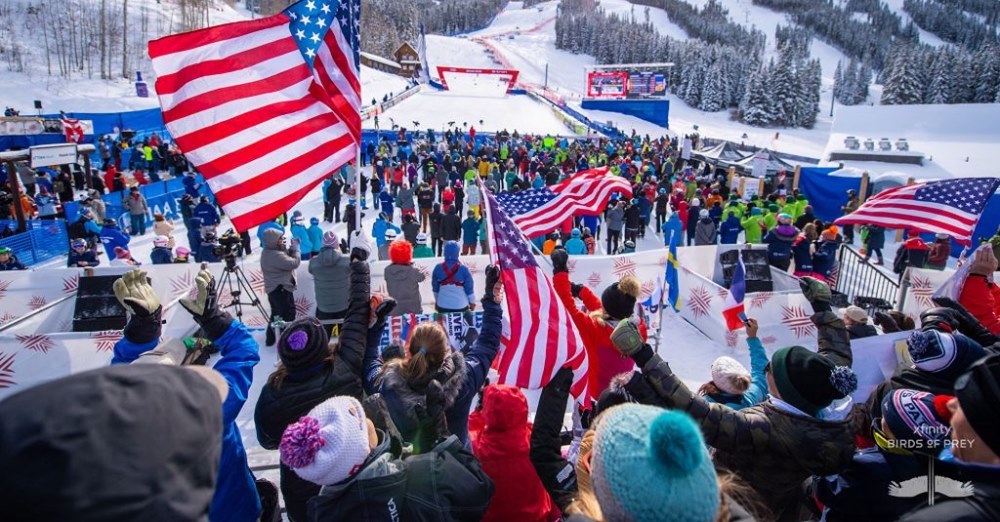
[{"xmin": 955, "ymin": 354, "xmax": 1000, "ymax": 395}]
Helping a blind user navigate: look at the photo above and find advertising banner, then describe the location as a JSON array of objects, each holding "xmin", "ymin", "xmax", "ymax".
[{"xmin": 586, "ymin": 71, "xmax": 628, "ymax": 99}]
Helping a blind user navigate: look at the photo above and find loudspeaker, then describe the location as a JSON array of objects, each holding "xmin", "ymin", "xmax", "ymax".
[
  {"xmin": 719, "ymin": 249, "xmax": 773, "ymax": 294},
  {"xmin": 33, "ymin": 100, "xmax": 42, "ymax": 110},
  {"xmin": 73, "ymin": 275, "xmax": 127, "ymax": 332}
]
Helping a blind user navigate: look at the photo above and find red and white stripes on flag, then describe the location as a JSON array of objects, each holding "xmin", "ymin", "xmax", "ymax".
[
  {"xmin": 148, "ymin": 0, "xmax": 360, "ymax": 232},
  {"xmin": 482, "ymin": 180, "xmax": 591, "ymax": 404},
  {"xmin": 496, "ymin": 167, "xmax": 633, "ymax": 239},
  {"xmin": 60, "ymin": 115, "xmax": 85, "ymax": 143},
  {"xmin": 834, "ymin": 177, "xmax": 1000, "ymax": 245}
]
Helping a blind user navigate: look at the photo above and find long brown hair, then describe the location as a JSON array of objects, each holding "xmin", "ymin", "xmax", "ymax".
[
  {"xmin": 384, "ymin": 322, "xmax": 448, "ymax": 382},
  {"xmin": 266, "ymin": 346, "xmax": 336, "ymax": 388}
]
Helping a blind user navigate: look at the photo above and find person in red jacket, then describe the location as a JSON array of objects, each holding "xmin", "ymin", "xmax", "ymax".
[
  {"xmin": 959, "ymin": 246, "xmax": 1000, "ymax": 334},
  {"xmin": 550, "ymin": 249, "xmax": 647, "ymax": 395},
  {"xmin": 676, "ymin": 199, "xmax": 689, "ymax": 232},
  {"xmin": 469, "ymin": 384, "xmax": 558, "ymax": 522},
  {"xmin": 103, "ymin": 164, "xmax": 117, "ymax": 193}
]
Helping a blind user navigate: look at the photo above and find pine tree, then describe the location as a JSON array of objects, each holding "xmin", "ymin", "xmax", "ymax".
[
  {"xmin": 833, "ymin": 60, "xmax": 844, "ymax": 100},
  {"xmin": 740, "ymin": 68, "xmax": 773, "ymax": 126}
]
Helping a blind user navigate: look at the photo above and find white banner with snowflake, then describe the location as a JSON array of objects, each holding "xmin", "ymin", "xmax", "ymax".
[{"xmin": 900, "ymin": 268, "xmax": 956, "ymax": 325}]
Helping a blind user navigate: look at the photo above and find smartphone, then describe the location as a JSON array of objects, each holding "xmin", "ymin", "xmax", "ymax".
[{"xmin": 738, "ymin": 312, "xmax": 749, "ymax": 325}]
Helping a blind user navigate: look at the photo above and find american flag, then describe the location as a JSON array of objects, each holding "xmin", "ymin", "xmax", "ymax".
[
  {"xmin": 149, "ymin": 0, "xmax": 360, "ymax": 232},
  {"xmin": 835, "ymin": 178, "xmax": 1000, "ymax": 245},
  {"xmin": 495, "ymin": 167, "xmax": 632, "ymax": 239},
  {"xmin": 483, "ymin": 181, "xmax": 591, "ymax": 403}
]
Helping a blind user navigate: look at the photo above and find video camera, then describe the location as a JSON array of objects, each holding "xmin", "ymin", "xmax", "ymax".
[{"xmin": 212, "ymin": 228, "xmax": 243, "ymax": 260}]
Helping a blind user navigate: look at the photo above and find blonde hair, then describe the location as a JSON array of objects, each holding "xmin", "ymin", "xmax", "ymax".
[{"xmin": 386, "ymin": 322, "xmax": 449, "ymax": 382}]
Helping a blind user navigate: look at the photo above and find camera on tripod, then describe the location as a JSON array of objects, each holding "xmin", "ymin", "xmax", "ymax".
[{"xmin": 212, "ymin": 228, "xmax": 243, "ymax": 259}]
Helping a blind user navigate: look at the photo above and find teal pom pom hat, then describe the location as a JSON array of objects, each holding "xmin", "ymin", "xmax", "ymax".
[{"xmin": 591, "ymin": 405, "xmax": 720, "ymax": 522}]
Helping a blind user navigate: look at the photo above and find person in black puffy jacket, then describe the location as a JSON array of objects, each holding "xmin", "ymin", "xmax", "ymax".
[{"xmin": 254, "ymin": 247, "xmax": 394, "ymax": 522}]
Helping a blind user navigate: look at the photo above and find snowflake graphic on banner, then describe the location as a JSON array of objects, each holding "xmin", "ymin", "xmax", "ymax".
[
  {"xmin": 827, "ymin": 265, "xmax": 840, "ymax": 289},
  {"xmin": 781, "ymin": 305, "xmax": 817, "ymax": 338},
  {"xmin": 687, "ymin": 286, "xmax": 713, "ymax": 319},
  {"xmin": 0, "ymin": 352, "xmax": 15, "ymax": 389},
  {"xmin": 17, "ymin": 334, "xmax": 54, "ymax": 353},
  {"xmin": 249, "ymin": 269, "xmax": 266, "ymax": 293},
  {"xmin": 749, "ymin": 292, "xmax": 774, "ymax": 310},
  {"xmin": 0, "ymin": 311, "xmax": 17, "ymax": 326},
  {"xmin": 91, "ymin": 330, "xmax": 123, "ymax": 353},
  {"xmin": 171, "ymin": 271, "xmax": 198, "ymax": 299},
  {"xmin": 416, "ymin": 264, "xmax": 430, "ymax": 279},
  {"xmin": 640, "ymin": 280, "xmax": 656, "ymax": 300},
  {"xmin": 587, "ymin": 272, "xmax": 602, "ymax": 289},
  {"xmin": 245, "ymin": 314, "xmax": 270, "ymax": 328},
  {"xmin": 294, "ymin": 295, "xmax": 314, "ymax": 318},
  {"xmin": 717, "ymin": 287, "xmax": 729, "ymax": 300},
  {"xmin": 28, "ymin": 295, "xmax": 47, "ymax": 310},
  {"xmin": 910, "ymin": 274, "xmax": 935, "ymax": 308},
  {"xmin": 567, "ymin": 260, "xmax": 577, "ymax": 273},
  {"xmin": 761, "ymin": 335, "xmax": 777, "ymax": 345},
  {"xmin": 613, "ymin": 256, "xmax": 637, "ymax": 278},
  {"xmin": 63, "ymin": 275, "xmax": 79, "ymax": 294},
  {"xmin": 0, "ymin": 279, "xmax": 10, "ymax": 300},
  {"xmin": 725, "ymin": 330, "xmax": 739, "ymax": 349}
]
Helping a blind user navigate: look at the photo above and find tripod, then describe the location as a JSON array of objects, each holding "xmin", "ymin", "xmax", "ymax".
[{"xmin": 214, "ymin": 255, "xmax": 269, "ymax": 323}]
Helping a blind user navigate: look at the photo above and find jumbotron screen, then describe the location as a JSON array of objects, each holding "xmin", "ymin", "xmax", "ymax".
[{"xmin": 586, "ymin": 69, "xmax": 668, "ymax": 99}]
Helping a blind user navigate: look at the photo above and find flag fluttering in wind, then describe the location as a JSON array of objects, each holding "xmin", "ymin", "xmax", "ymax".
[
  {"xmin": 60, "ymin": 113, "xmax": 85, "ymax": 143},
  {"xmin": 665, "ymin": 230, "xmax": 681, "ymax": 312},
  {"xmin": 494, "ymin": 167, "xmax": 632, "ymax": 239},
  {"xmin": 835, "ymin": 178, "xmax": 1000, "ymax": 245},
  {"xmin": 149, "ymin": 0, "xmax": 361, "ymax": 232},
  {"xmin": 722, "ymin": 253, "xmax": 747, "ymax": 331},
  {"xmin": 482, "ymin": 182, "xmax": 591, "ymax": 403}
]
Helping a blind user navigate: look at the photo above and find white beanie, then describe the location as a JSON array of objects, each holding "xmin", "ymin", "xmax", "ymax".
[
  {"xmin": 280, "ymin": 396, "xmax": 370, "ymax": 486},
  {"xmin": 710, "ymin": 356, "xmax": 751, "ymax": 395},
  {"xmin": 699, "ymin": 209, "xmax": 709, "ymax": 218},
  {"xmin": 691, "ymin": 198, "xmax": 701, "ymax": 207},
  {"xmin": 416, "ymin": 232, "xmax": 428, "ymax": 245},
  {"xmin": 153, "ymin": 235, "xmax": 170, "ymax": 247},
  {"xmin": 384, "ymin": 228, "xmax": 398, "ymax": 240}
]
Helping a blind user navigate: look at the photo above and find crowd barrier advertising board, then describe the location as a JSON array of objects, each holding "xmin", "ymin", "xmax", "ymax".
[{"xmin": 1, "ymin": 246, "xmax": 910, "ymax": 401}]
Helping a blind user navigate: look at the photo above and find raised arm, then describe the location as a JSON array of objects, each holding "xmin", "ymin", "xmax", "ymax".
[
  {"xmin": 800, "ymin": 277, "xmax": 852, "ymax": 367},
  {"xmin": 459, "ymin": 266, "xmax": 503, "ymax": 397},
  {"xmin": 337, "ymin": 254, "xmax": 373, "ymax": 376},
  {"xmin": 529, "ymin": 366, "xmax": 579, "ymax": 512}
]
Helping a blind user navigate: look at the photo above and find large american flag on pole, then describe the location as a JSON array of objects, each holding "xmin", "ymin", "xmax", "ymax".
[
  {"xmin": 835, "ymin": 177, "xmax": 1000, "ymax": 245},
  {"xmin": 148, "ymin": 0, "xmax": 361, "ymax": 232},
  {"xmin": 482, "ymin": 182, "xmax": 591, "ymax": 403},
  {"xmin": 495, "ymin": 167, "xmax": 632, "ymax": 239}
]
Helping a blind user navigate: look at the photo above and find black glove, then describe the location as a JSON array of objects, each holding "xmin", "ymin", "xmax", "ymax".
[
  {"xmin": 382, "ymin": 343, "xmax": 405, "ymax": 362},
  {"xmin": 550, "ymin": 249, "xmax": 569, "ymax": 274},
  {"xmin": 919, "ymin": 307, "xmax": 962, "ymax": 334},
  {"xmin": 372, "ymin": 298, "xmax": 396, "ymax": 331},
  {"xmin": 483, "ymin": 264, "xmax": 500, "ymax": 301},
  {"xmin": 799, "ymin": 276, "xmax": 832, "ymax": 312},
  {"xmin": 931, "ymin": 297, "xmax": 1000, "ymax": 346},
  {"xmin": 180, "ymin": 270, "xmax": 234, "ymax": 341},
  {"xmin": 351, "ymin": 246, "xmax": 369, "ymax": 262},
  {"xmin": 570, "ymin": 283, "xmax": 585, "ymax": 299},
  {"xmin": 873, "ymin": 311, "xmax": 900, "ymax": 333},
  {"xmin": 413, "ymin": 379, "xmax": 449, "ymax": 452},
  {"xmin": 339, "ymin": 238, "xmax": 349, "ymax": 254},
  {"xmin": 123, "ymin": 305, "xmax": 162, "ymax": 345},
  {"xmin": 113, "ymin": 270, "xmax": 163, "ymax": 345}
]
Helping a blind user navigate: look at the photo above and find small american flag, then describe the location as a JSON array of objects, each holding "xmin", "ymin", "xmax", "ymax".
[
  {"xmin": 835, "ymin": 178, "xmax": 1000, "ymax": 245},
  {"xmin": 483, "ymin": 181, "xmax": 591, "ymax": 403},
  {"xmin": 149, "ymin": 0, "xmax": 360, "ymax": 232},
  {"xmin": 495, "ymin": 167, "xmax": 632, "ymax": 239}
]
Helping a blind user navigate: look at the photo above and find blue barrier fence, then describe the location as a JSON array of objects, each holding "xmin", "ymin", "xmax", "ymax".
[{"xmin": 0, "ymin": 219, "xmax": 69, "ymax": 266}]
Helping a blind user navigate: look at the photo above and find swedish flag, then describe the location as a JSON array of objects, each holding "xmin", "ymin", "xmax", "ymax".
[{"xmin": 665, "ymin": 232, "xmax": 681, "ymax": 312}]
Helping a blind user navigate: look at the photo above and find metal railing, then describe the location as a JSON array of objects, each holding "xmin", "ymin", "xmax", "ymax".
[
  {"xmin": 0, "ymin": 219, "xmax": 70, "ymax": 266},
  {"xmin": 832, "ymin": 243, "xmax": 899, "ymax": 313}
]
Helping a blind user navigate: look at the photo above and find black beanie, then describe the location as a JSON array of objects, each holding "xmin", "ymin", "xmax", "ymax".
[
  {"xmin": 772, "ymin": 346, "xmax": 857, "ymax": 416},
  {"xmin": 278, "ymin": 317, "xmax": 329, "ymax": 371},
  {"xmin": 601, "ymin": 276, "xmax": 640, "ymax": 321},
  {"xmin": 955, "ymin": 354, "xmax": 1000, "ymax": 456}
]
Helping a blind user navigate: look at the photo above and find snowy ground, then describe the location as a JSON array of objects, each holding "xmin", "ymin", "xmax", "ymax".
[{"xmin": 360, "ymin": 66, "xmax": 411, "ymax": 107}]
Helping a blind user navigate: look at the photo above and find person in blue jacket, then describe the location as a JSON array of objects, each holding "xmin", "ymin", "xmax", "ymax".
[
  {"xmin": 564, "ymin": 228, "xmax": 588, "ymax": 255},
  {"xmin": 718, "ymin": 211, "xmax": 743, "ymax": 244},
  {"xmin": 256, "ymin": 217, "xmax": 284, "ymax": 249},
  {"xmin": 813, "ymin": 227, "xmax": 841, "ymax": 282},
  {"xmin": 791, "ymin": 224, "xmax": 818, "ymax": 277},
  {"xmin": 363, "ymin": 265, "xmax": 502, "ymax": 453},
  {"xmin": 199, "ymin": 231, "xmax": 222, "ymax": 263},
  {"xmin": 187, "ymin": 216, "xmax": 204, "ymax": 263},
  {"xmin": 663, "ymin": 210, "xmax": 683, "ymax": 247},
  {"xmin": 698, "ymin": 318, "xmax": 768, "ymax": 409},
  {"xmin": 193, "ymin": 196, "xmax": 220, "ymax": 229},
  {"xmin": 371, "ymin": 212, "xmax": 400, "ymax": 252},
  {"xmin": 636, "ymin": 196, "xmax": 651, "ymax": 239},
  {"xmin": 110, "ymin": 269, "xmax": 262, "ymax": 522},
  {"xmin": 709, "ymin": 201, "xmax": 723, "ymax": 228},
  {"xmin": 307, "ymin": 217, "xmax": 323, "ymax": 258},
  {"xmin": 379, "ymin": 188, "xmax": 395, "ymax": 223},
  {"xmin": 150, "ymin": 235, "xmax": 174, "ymax": 265},
  {"xmin": 182, "ymin": 172, "xmax": 201, "ymax": 198},
  {"xmin": 289, "ymin": 212, "xmax": 312, "ymax": 261},
  {"xmin": 99, "ymin": 218, "xmax": 130, "ymax": 260},
  {"xmin": 762, "ymin": 213, "xmax": 798, "ymax": 272},
  {"xmin": 431, "ymin": 241, "xmax": 476, "ymax": 313}
]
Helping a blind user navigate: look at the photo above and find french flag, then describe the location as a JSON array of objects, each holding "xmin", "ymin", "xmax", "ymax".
[{"xmin": 722, "ymin": 254, "xmax": 747, "ymax": 331}]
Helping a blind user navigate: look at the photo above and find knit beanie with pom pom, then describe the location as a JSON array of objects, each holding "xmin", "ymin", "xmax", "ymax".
[
  {"xmin": 280, "ymin": 396, "xmax": 371, "ymax": 486},
  {"xmin": 602, "ymin": 275, "xmax": 641, "ymax": 321},
  {"xmin": 771, "ymin": 346, "xmax": 858, "ymax": 416},
  {"xmin": 591, "ymin": 405, "xmax": 719, "ymax": 522}
]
